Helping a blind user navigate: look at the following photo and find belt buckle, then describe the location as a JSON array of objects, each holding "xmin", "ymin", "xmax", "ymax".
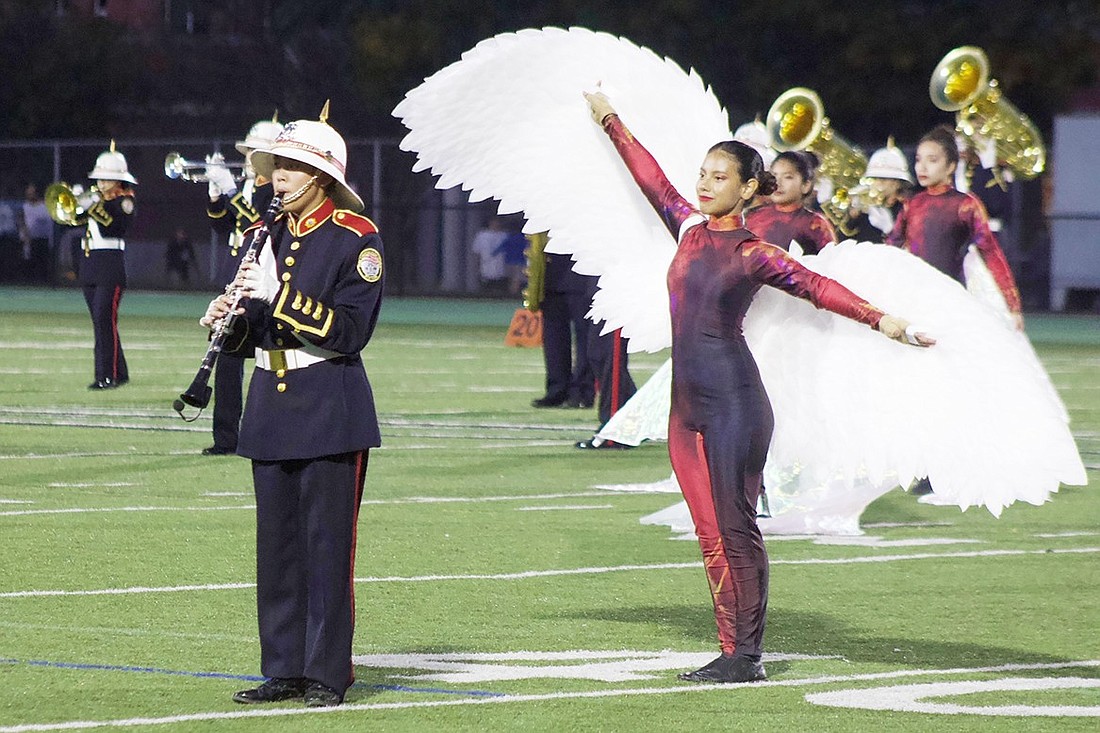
[{"xmin": 268, "ymin": 350, "xmax": 288, "ymax": 372}]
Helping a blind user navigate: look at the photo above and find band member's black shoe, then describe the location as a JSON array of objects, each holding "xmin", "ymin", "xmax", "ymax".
[
  {"xmin": 232, "ymin": 677, "xmax": 308, "ymax": 704},
  {"xmin": 909, "ymin": 477, "xmax": 934, "ymax": 495},
  {"xmin": 88, "ymin": 379, "xmax": 117, "ymax": 390},
  {"xmin": 574, "ymin": 437, "xmax": 632, "ymax": 450},
  {"xmin": 303, "ymin": 680, "xmax": 343, "ymax": 707},
  {"xmin": 678, "ymin": 654, "xmax": 766, "ymax": 683},
  {"xmin": 201, "ymin": 445, "xmax": 236, "ymax": 456},
  {"xmin": 531, "ymin": 395, "xmax": 567, "ymax": 408}
]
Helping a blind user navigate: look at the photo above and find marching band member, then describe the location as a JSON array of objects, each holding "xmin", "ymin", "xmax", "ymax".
[
  {"xmin": 745, "ymin": 150, "xmax": 837, "ymax": 254},
  {"xmin": 585, "ymin": 90, "xmax": 932, "ymax": 684},
  {"xmin": 201, "ymin": 104, "xmax": 384, "ymax": 707},
  {"xmin": 75, "ymin": 142, "xmax": 136, "ymax": 390},
  {"xmin": 888, "ymin": 124, "xmax": 1023, "ymax": 331},
  {"xmin": 200, "ymin": 114, "xmax": 283, "ymax": 456},
  {"xmin": 846, "ymin": 138, "xmax": 915, "ymax": 243}
]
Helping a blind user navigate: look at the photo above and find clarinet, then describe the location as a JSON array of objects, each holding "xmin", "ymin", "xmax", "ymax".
[{"xmin": 173, "ymin": 195, "xmax": 283, "ymax": 420}]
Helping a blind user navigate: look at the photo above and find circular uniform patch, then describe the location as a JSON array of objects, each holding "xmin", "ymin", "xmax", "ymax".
[
  {"xmin": 120, "ymin": 197, "xmax": 135, "ymax": 215},
  {"xmin": 357, "ymin": 247, "xmax": 383, "ymax": 282}
]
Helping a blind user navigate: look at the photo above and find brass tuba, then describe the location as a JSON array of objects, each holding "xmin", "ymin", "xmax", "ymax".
[
  {"xmin": 765, "ymin": 87, "xmax": 868, "ymax": 236},
  {"xmin": 44, "ymin": 182, "xmax": 97, "ymax": 226},
  {"xmin": 929, "ymin": 46, "xmax": 1045, "ymax": 179},
  {"xmin": 522, "ymin": 231, "xmax": 548, "ymax": 312}
]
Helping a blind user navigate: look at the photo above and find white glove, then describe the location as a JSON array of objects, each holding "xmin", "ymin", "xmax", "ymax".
[
  {"xmin": 206, "ymin": 163, "xmax": 237, "ymax": 200},
  {"xmin": 867, "ymin": 205, "xmax": 895, "ymax": 235},
  {"xmin": 976, "ymin": 135, "xmax": 997, "ymax": 169},
  {"xmin": 236, "ymin": 261, "xmax": 280, "ymax": 304},
  {"xmin": 816, "ymin": 177, "xmax": 835, "ymax": 205}
]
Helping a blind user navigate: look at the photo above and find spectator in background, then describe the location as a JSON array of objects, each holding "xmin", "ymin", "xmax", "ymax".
[
  {"xmin": 19, "ymin": 184, "xmax": 52, "ymax": 283},
  {"xmin": 165, "ymin": 226, "xmax": 196, "ymax": 287},
  {"xmin": 0, "ymin": 197, "xmax": 18, "ymax": 282},
  {"xmin": 470, "ymin": 215, "xmax": 508, "ymax": 294},
  {"xmin": 496, "ymin": 220, "xmax": 530, "ymax": 297}
]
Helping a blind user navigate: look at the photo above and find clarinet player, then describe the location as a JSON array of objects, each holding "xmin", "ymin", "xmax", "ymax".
[{"xmin": 199, "ymin": 103, "xmax": 384, "ymax": 707}]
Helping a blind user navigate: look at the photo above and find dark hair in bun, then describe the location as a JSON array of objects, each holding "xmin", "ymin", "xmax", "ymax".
[
  {"xmin": 773, "ymin": 150, "xmax": 817, "ymax": 183},
  {"xmin": 709, "ymin": 140, "xmax": 778, "ymax": 196}
]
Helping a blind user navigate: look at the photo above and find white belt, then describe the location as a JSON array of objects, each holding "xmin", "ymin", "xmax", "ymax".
[
  {"xmin": 87, "ymin": 238, "xmax": 125, "ymax": 251},
  {"xmin": 255, "ymin": 345, "xmax": 341, "ymax": 371}
]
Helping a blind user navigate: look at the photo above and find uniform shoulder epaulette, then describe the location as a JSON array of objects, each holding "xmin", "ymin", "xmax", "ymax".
[{"xmin": 332, "ymin": 209, "xmax": 378, "ymax": 236}]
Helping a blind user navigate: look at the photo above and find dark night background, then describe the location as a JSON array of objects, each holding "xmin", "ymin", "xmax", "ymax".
[{"xmin": 2, "ymin": 0, "xmax": 1098, "ymax": 144}]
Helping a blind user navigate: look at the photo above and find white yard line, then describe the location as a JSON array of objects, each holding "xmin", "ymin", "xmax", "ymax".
[
  {"xmin": 2, "ymin": 548, "xmax": 1097, "ymax": 599},
  {"xmin": 1, "ymin": 660, "xmax": 1096, "ymax": 732}
]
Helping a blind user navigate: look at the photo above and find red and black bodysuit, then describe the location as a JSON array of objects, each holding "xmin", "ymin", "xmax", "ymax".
[
  {"xmin": 602, "ymin": 115, "xmax": 886, "ymax": 660},
  {"xmin": 887, "ymin": 183, "xmax": 1021, "ymax": 314},
  {"xmin": 744, "ymin": 202, "xmax": 836, "ymax": 254}
]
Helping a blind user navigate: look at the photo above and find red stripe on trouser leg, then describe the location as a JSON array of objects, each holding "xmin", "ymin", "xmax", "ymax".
[
  {"xmin": 609, "ymin": 329, "xmax": 622, "ymax": 417},
  {"xmin": 668, "ymin": 420, "xmax": 737, "ymax": 655},
  {"xmin": 110, "ymin": 286, "xmax": 122, "ymax": 380}
]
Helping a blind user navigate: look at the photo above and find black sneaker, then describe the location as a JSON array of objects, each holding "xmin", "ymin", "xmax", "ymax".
[
  {"xmin": 303, "ymin": 680, "xmax": 343, "ymax": 707},
  {"xmin": 678, "ymin": 654, "xmax": 766, "ymax": 683},
  {"xmin": 232, "ymin": 677, "xmax": 308, "ymax": 704}
]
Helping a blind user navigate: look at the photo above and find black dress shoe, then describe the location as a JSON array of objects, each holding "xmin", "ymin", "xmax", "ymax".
[
  {"xmin": 87, "ymin": 379, "xmax": 117, "ymax": 390},
  {"xmin": 531, "ymin": 395, "xmax": 566, "ymax": 408},
  {"xmin": 303, "ymin": 680, "xmax": 343, "ymax": 707},
  {"xmin": 574, "ymin": 437, "xmax": 632, "ymax": 450},
  {"xmin": 909, "ymin": 477, "xmax": 934, "ymax": 495},
  {"xmin": 115, "ymin": 376, "xmax": 129, "ymax": 386},
  {"xmin": 232, "ymin": 677, "xmax": 308, "ymax": 704},
  {"xmin": 677, "ymin": 654, "xmax": 766, "ymax": 683},
  {"xmin": 201, "ymin": 445, "xmax": 236, "ymax": 456}
]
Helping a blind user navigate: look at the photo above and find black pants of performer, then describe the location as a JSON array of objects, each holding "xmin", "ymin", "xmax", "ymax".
[
  {"xmin": 82, "ymin": 284, "xmax": 128, "ymax": 383},
  {"xmin": 252, "ymin": 450, "xmax": 368, "ymax": 695},
  {"xmin": 212, "ymin": 354, "xmax": 245, "ymax": 452},
  {"xmin": 668, "ymin": 383, "xmax": 772, "ymax": 659},
  {"xmin": 586, "ymin": 325, "xmax": 636, "ymax": 426},
  {"xmin": 540, "ymin": 288, "xmax": 593, "ymax": 404}
]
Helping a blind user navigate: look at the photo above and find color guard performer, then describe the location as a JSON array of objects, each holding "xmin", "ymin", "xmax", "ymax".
[
  {"xmin": 200, "ymin": 104, "xmax": 384, "ymax": 707},
  {"xmin": 200, "ymin": 114, "xmax": 283, "ymax": 456},
  {"xmin": 76, "ymin": 143, "xmax": 137, "ymax": 390}
]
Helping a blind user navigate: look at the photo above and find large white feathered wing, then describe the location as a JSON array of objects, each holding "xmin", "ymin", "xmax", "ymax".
[{"xmin": 394, "ymin": 26, "xmax": 731, "ymax": 353}]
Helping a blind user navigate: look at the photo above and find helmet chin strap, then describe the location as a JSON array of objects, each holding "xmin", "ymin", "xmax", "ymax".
[{"xmin": 283, "ymin": 175, "xmax": 319, "ymax": 204}]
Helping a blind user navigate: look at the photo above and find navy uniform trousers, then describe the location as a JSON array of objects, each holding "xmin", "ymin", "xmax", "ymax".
[{"xmin": 253, "ymin": 450, "xmax": 369, "ymax": 691}]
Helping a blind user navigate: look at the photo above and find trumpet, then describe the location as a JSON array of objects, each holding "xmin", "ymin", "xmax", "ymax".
[
  {"xmin": 164, "ymin": 151, "xmax": 245, "ymax": 183},
  {"xmin": 173, "ymin": 194, "xmax": 283, "ymax": 420},
  {"xmin": 766, "ymin": 87, "xmax": 867, "ymax": 236},
  {"xmin": 44, "ymin": 182, "xmax": 98, "ymax": 226},
  {"xmin": 929, "ymin": 46, "xmax": 1045, "ymax": 179}
]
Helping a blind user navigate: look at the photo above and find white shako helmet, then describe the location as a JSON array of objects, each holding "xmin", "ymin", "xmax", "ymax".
[
  {"xmin": 251, "ymin": 101, "xmax": 364, "ymax": 212},
  {"xmin": 236, "ymin": 111, "xmax": 284, "ymax": 154},
  {"xmin": 88, "ymin": 140, "xmax": 137, "ymax": 185},
  {"xmin": 733, "ymin": 118, "xmax": 777, "ymax": 167},
  {"xmin": 865, "ymin": 137, "xmax": 914, "ymax": 183}
]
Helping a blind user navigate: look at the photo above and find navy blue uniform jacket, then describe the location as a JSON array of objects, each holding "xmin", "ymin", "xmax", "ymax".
[
  {"xmin": 77, "ymin": 192, "xmax": 135, "ymax": 287},
  {"xmin": 229, "ymin": 197, "xmax": 384, "ymax": 461},
  {"xmin": 208, "ymin": 181, "xmax": 275, "ymax": 286}
]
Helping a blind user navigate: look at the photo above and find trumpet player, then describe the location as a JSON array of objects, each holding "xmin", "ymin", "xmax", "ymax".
[
  {"xmin": 200, "ymin": 115, "xmax": 282, "ymax": 456},
  {"xmin": 200, "ymin": 105, "xmax": 384, "ymax": 708},
  {"xmin": 74, "ymin": 143, "xmax": 137, "ymax": 390}
]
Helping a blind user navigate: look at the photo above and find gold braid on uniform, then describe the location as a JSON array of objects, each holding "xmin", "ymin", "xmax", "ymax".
[{"xmin": 272, "ymin": 286, "xmax": 334, "ymax": 337}]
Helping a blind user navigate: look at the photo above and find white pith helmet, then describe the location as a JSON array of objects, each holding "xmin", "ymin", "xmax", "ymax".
[
  {"xmin": 236, "ymin": 111, "xmax": 285, "ymax": 154},
  {"xmin": 865, "ymin": 137, "xmax": 913, "ymax": 183},
  {"xmin": 88, "ymin": 140, "xmax": 137, "ymax": 185},
  {"xmin": 734, "ymin": 118, "xmax": 777, "ymax": 167},
  {"xmin": 251, "ymin": 101, "xmax": 364, "ymax": 212}
]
